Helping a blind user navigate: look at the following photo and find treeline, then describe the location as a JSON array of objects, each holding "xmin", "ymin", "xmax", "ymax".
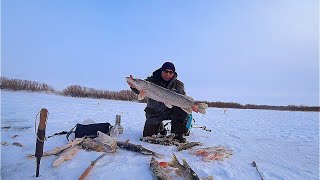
[
  {"xmin": 0, "ymin": 77, "xmax": 55, "ymax": 93},
  {"xmin": 61, "ymin": 85, "xmax": 140, "ymax": 102},
  {"xmin": 0, "ymin": 77, "xmax": 140, "ymax": 102},
  {"xmin": 196, "ymin": 101, "xmax": 320, "ymax": 112},
  {"xmin": 1, "ymin": 77, "xmax": 319, "ymax": 112}
]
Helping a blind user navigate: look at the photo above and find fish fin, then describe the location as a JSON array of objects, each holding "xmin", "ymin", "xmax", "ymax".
[
  {"xmin": 197, "ymin": 103, "xmax": 208, "ymax": 115},
  {"xmin": 165, "ymin": 169, "xmax": 174, "ymax": 174},
  {"xmin": 174, "ymin": 169, "xmax": 182, "ymax": 176},
  {"xmin": 182, "ymin": 159, "xmax": 191, "ymax": 168},
  {"xmin": 182, "ymin": 107, "xmax": 193, "ymax": 114},
  {"xmin": 177, "ymin": 143, "xmax": 187, "ymax": 151},
  {"xmin": 164, "ymin": 102, "xmax": 173, "ymax": 108},
  {"xmin": 124, "ymin": 139, "xmax": 130, "ymax": 144},
  {"xmin": 168, "ymin": 154, "xmax": 180, "ymax": 167},
  {"xmin": 138, "ymin": 90, "xmax": 146, "ymax": 100}
]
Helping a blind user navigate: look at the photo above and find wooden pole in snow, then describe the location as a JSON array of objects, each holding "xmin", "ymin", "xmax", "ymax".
[{"xmin": 35, "ymin": 108, "xmax": 48, "ymax": 177}]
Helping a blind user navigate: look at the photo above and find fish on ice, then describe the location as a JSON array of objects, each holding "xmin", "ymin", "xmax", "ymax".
[
  {"xmin": 117, "ymin": 139, "xmax": 164, "ymax": 158},
  {"xmin": 53, "ymin": 145, "xmax": 79, "ymax": 167},
  {"xmin": 189, "ymin": 146, "xmax": 233, "ymax": 162},
  {"xmin": 140, "ymin": 134, "xmax": 176, "ymax": 146},
  {"xmin": 27, "ymin": 138, "xmax": 84, "ymax": 158},
  {"xmin": 150, "ymin": 157, "xmax": 172, "ymax": 180}
]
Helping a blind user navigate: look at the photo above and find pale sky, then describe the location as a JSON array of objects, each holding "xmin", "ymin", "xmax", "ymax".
[{"xmin": 2, "ymin": 0, "xmax": 319, "ymax": 106}]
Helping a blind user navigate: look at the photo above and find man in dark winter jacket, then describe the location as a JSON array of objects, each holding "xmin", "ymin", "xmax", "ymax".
[{"xmin": 127, "ymin": 62, "xmax": 198, "ymax": 143}]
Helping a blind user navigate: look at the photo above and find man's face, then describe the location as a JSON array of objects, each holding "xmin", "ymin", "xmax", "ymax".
[{"xmin": 161, "ymin": 69, "xmax": 174, "ymax": 81}]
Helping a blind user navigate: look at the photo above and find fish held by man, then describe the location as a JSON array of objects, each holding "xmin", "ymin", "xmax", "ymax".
[{"xmin": 126, "ymin": 76, "xmax": 208, "ymax": 114}]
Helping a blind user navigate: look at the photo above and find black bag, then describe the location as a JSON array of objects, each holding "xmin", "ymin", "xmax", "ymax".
[{"xmin": 66, "ymin": 122, "xmax": 112, "ymax": 141}]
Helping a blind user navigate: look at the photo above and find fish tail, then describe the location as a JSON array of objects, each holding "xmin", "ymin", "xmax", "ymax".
[
  {"xmin": 177, "ymin": 143, "xmax": 185, "ymax": 150},
  {"xmin": 150, "ymin": 157, "xmax": 156, "ymax": 162},
  {"xmin": 197, "ymin": 103, "xmax": 208, "ymax": 114}
]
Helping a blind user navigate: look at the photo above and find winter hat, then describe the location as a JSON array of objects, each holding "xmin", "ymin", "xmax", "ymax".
[{"xmin": 161, "ymin": 62, "xmax": 175, "ymax": 72}]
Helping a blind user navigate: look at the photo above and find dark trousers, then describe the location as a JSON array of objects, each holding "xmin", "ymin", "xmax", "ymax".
[{"xmin": 143, "ymin": 106, "xmax": 188, "ymax": 137}]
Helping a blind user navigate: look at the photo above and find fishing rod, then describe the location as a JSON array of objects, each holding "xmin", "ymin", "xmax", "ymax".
[
  {"xmin": 191, "ymin": 125, "xmax": 212, "ymax": 132},
  {"xmin": 252, "ymin": 160, "xmax": 264, "ymax": 180}
]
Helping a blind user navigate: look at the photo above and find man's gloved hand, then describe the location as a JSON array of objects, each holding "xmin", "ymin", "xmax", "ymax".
[{"xmin": 192, "ymin": 105, "xmax": 199, "ymax": 113}]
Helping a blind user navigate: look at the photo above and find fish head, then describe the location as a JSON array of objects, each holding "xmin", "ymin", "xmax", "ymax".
[
  {"xmin": 150, "ymin": 157, "xmax": 157, "ymax": 164},
  {"xmin": 126, "ymin": 76, "xmax": 146, "ymax": 91}
]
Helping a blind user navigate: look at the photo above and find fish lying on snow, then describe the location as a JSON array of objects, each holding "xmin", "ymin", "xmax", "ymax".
[
  {"xmin": 168, "ymin": 154, "xmax": 200, "ymax": 180},
  {"xmin": 189, "ymin": 146, "xmax": 233, "ymax": 162},
  {"xmin": 53, "ymin": 145, "xmax": 79, "ymax": 167},
  {"xmin": 117, "ymin": 139, "xmax": 164, "ymax": 158},
  {"xmin": 150, "ymin": 157, "xmax": 172, "ymax": 180},
  {"xmin": 27, "ymin": 138, "xmax": 84, "ymax": 158},
  {"xmin": 140, "ymin": 134, "xmax": 176, "ymax": 146},
  {"xmin": 81, "ymin": 131, "xmax": 117, "ymax": 153},
  {"xmin": 126, "ymin": 76, "xmax": 208, "ymax": 114},
  {"xmin": 177, "ymin": 141, "xmax": 203, "ymax": 151},
  {"xmin": 140, "ymin": 134, "xmax": 203, "ymax": 151}
]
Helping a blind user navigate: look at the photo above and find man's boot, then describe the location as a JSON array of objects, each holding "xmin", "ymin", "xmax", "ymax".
[
  {"xmin": 159, "ymin": 122, "xmax": 167, "ymax": 136},
  {"xmin": 173, "ymin": 133, "xmax": 186, "ymax": 143},
  {"xmin": 143, "ymin": 123, "xmax": 160, "ymax": 137},
  {"xmin": 171, "ymin": 119, "xmax": 187, "ymax": 143}
]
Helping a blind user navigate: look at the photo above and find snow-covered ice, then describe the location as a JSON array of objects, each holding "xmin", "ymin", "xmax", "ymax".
[{"xmin": 1, "ymin": 90, "xmax": 319, "ymax": 179}]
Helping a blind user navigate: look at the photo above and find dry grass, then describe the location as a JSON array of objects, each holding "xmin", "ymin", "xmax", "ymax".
[{"xmin": 1, "ymin": 77, "xmax": 318, "ymax": 112}]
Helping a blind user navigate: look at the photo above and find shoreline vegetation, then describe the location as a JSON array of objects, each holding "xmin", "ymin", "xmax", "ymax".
[{"xmin": 1, "ymin": 77, "xmax": 319, "ymax": 112}]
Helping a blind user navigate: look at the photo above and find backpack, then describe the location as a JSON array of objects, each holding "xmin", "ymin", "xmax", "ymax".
[{"xmin": 66, "ymin": 122, "xmax": 112, "ymax": 141}]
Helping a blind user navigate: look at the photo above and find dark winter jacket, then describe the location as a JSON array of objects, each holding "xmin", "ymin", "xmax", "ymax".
[{"xmin": 131, "ymin": 68, "xmax": 185, "ymax": 114}]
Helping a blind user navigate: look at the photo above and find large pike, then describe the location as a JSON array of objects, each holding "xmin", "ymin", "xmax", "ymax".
[{"xmin": 126, "ymin": 76, "xmax": 208, "ymax": 114}]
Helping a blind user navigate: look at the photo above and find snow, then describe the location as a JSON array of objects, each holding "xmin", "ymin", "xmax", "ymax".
[{"xmin": 1, "ymin": 90, "xmax": 319, "ymax": 180}]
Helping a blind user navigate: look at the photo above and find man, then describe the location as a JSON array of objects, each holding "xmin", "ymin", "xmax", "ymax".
[{"xmin": 127, "ymin": 62, "xmax": 198, "ymax": 143}]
